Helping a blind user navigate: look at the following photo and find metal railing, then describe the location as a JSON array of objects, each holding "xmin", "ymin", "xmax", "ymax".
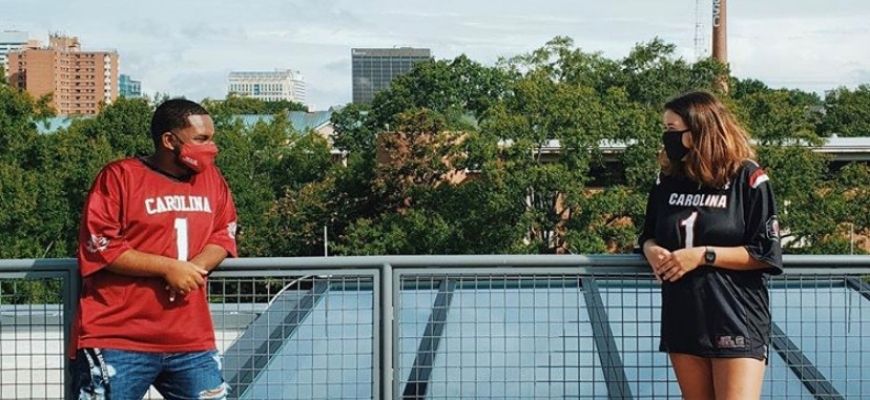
[{"xmin": 1, "ymin": 255, "xmax": 869, "ymax": 399}]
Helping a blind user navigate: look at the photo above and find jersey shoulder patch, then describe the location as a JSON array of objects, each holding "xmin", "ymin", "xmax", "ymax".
[{"xmin": 742, "ymin": 161, "xmax": 769, "ymax": 189}]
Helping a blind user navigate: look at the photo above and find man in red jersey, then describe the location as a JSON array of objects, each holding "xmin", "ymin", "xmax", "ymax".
[{"xmin": 72, "ymin": 99, "xmax": 237, "ymax": 399}]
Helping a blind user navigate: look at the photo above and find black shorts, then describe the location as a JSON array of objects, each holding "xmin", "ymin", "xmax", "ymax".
[{"xmin": 659, "ymin": 266, "xmax": 770, "ymax": 360}]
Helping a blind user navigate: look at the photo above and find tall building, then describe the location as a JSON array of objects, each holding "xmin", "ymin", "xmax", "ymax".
[
  {"xmin": 228, "ymin": 70, "xmax": 306, "ymax": 105},
  {"xmin": 7, "ymin": 34, "xmax": 119, "ymax": 115},
  {"xmin": 119, "ymin": 74, "xmax": 141, "ymax": 97},
  {"xmin": 351, "ymin": 47, "xmax": 431, "ymax": 104},
  {"xmin": 0, "ymin": 31, "xmax": 32, "ymax": 72}
]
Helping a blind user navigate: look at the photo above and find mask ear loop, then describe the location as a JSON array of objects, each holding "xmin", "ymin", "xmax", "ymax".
[
  {"xmin": 163, "ymin": 131, "xmax": 179, "ymax": 152},
  {"xmin": 167, "ymin": 131, "xmax": 189, "ymax": 155}
]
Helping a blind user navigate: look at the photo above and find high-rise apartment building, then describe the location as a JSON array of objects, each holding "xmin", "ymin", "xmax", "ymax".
[
  {"xmin": 7, "ymin": 34, "xmax": 119, "ymax": 115},
  {"xmin": 351, "ymin": 47, "xmax": 431, "ymax": 104},
  {"xmin": 228, "ymin": 69, "xmax": 306, "ymax": 105}
]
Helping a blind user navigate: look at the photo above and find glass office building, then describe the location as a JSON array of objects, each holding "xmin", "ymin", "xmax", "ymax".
[
  {"xmin": 119, "ymin": 74, "xmax": 142, "ymax": 97},
  {"xmin": 352, "ymin": 48, "xmax": 431, "ymax": 104}
]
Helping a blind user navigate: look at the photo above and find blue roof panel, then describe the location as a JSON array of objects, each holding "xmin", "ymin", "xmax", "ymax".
[
  {"xmin": 240, "ymin": 289, "xmax": 374, "ymax": 399},
  {"xmin": 771, "ymin": 285, "xmax": 870, "ymax": 398}
]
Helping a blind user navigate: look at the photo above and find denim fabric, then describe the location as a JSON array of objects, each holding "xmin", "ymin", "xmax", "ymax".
[{"xmin": 72, "ymin": 348, "xmax": 229, "ymax": 400}]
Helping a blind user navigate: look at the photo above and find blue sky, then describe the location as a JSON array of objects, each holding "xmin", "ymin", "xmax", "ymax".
[{"xmin": 3, "ymin": 0, "xmax": 869, "ymax": 109}]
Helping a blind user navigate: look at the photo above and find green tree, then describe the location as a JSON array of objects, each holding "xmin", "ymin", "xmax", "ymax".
[
  {"xmin": 0, "ymin": 81, "xmax": 63, "ymax": 259},
  {"xmin": 34, "ymin": 130, "xmax": 116, "ymax": 258},
  {"xmin": 818, "ymin": 85, "xmax": 870, "ymax": 137},
  {"xmin": 615, "ymin": 39, "xmax": 727, "ymax": 106},
  {"xmin": 374, "ymin": 55, "xmax": 511, "ymax": 122},
  {"xmin": 213, "ymin": 117, "xmax": 282, "ymax": 256},
  {"xmin": 755, "ymin": 145, "xmax": 835, "ymax": 253},
  {"xmin": 261, "ymin": 176, "xmax": 339, "ymax": 257},
  {"xmin": 828, "ymin": 163, "xmax": 870, "ymax": 254},
  {"xmin": 501, "ymin": 36, "xmax": 619, "ymax": 93},
  {"xmin": 484, "ymin": 37, "xmax": 703, "ymax": 253},
  {"xmin": 254, "ymin": 131, "xmax": 338, "ymax": 257},
  {"xmin": 734, "ymin": 87, "xmax": 822, "ymax": 143},
  {"xmin": 327, "ymin": 56, "xmax": 521, "ymax": 255},
  {"xmin": 330, "ymin": 102, "xmax": 375, "ymax": 154},
  {"xmin": 202, "ymin": 94, "xmax": 307, "ymax": 116},
  {"xmin": 730, "ymin": 78, "xmax": 769, "ymax": 99},
  {"xmin": 334, "ymin": 109, "xmax": 488, "ymax": 254},
  {"xmin": 3, "ymin": 35, "xmax": 869, "ymax": 266},
  {"xmin": 0, "ymin": 84, "xmax": 53, "ymax": 166}
]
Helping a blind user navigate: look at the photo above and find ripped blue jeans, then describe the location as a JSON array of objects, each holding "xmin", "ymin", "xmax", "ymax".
[{"xmin": 72, "ymin": 348, "xmax": 229, "ymax": 400}]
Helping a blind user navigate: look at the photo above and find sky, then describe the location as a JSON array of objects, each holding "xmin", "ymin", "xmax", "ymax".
[{"xmin": 3, "ymin": 0, "xmax": 870, "ymax": 110}]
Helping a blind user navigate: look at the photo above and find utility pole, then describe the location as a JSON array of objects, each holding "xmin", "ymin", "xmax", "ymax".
[{"xmin": 712, "ymin": 0, "xmax": 729, "ymax": 93}]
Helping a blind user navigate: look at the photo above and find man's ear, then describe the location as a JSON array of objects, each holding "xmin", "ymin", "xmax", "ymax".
[{"xmin": 161, "ymin": 132, "xmax": 177, "ymax": 151}]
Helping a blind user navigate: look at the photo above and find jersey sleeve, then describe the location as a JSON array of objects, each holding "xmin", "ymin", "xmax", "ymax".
[
  {"xmin": 743, "ymin": 165, "xmax": 783, "ymax": 275},
  {"xmin": 77, "ymin": 164, "xmax": 133, "ymax": 277},
  {"xmin": 207, "ymin": 173, "xmax": 238, "ymax": 258},
  {"xmin": 637, "ymin": 173, "xmax": 661, "ymax": 249}
]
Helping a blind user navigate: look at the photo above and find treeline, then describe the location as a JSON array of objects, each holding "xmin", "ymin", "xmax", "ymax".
[{"xmin": 1, "ymin": 37, "xmax": 868, "ymax": 263}]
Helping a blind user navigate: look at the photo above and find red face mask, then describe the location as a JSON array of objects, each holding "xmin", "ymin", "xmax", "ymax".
[{"xmin": 173, "ymin": 135, "xmax": 218, "ymax": 173}]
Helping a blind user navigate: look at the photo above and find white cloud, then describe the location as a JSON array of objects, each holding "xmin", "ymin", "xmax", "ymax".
[
  {"xmin": 729, "ymin": 15, "xmax": 870, "ymax": 91},
  {"xmin": 4, "ymin": 0, "xmax": 870, "ymax": 107}
]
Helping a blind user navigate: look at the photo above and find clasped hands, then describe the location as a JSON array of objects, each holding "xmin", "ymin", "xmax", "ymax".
[
  {"xmin": 162, "ymin": 261, "xmax": 209, "ymax": 302},
  {"xmin": 643, "ymin": 245, "xmax": 705, "ymax": 282}
]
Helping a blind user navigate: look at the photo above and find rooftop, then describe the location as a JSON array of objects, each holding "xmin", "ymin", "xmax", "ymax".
[{"xmin": 36, "ymin": 110, "xmax": 334, "ymax": 135}]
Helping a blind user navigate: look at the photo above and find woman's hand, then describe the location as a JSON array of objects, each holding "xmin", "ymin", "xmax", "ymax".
[
  {"xmin": 642, "ymin": 241, "xmax": 672, "ymax": 281},
  {"xmin": 658, "ymin": 247, "xmax": 705, "ymax": 282}
]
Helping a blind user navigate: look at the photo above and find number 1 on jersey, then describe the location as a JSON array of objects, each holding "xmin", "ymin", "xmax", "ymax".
[
  {"xmin": 174, "ymin": 218, "xmax": 189, "ymax": 261},
  {"xmin": 680, "ymin": 212, "xmax": 698, "ymax": 248}
]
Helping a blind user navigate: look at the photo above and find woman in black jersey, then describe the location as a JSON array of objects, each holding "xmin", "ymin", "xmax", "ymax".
[{"xmin": 639, "ymin": 91, "xmax": 783, "ymax": 400}]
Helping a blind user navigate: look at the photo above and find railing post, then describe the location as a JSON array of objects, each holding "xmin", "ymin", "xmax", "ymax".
[
  {"xmin": 63, "ymin": 265, "xmax": 81, "ymax": 400},
  {"xmin": 380, "ymin": 263, "xmax": 394, "ymax": 400},
  {"xmin": 401, "ymin": 279, "xmax": 456, "ymax": 399},
  {"xmin": 581, "ymin": 277, "xmax": 633, "ymax": 399}
]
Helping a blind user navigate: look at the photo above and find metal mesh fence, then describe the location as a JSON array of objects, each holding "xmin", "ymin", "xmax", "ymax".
[
  {"xmin": 1, "ymin": 258, "xmax": 869, "ymax": 399},
  {"xmin": 595, "ymin": 275, "xmax": 677, "ymax": 399},
  {"xmin": 766, "ymin": 275, "xmax": 870, "ymax": 399},
  {"xmin": 396, "ymin": 271, "xmax": 870, "ymax": 400},
  {"xmin": 0, "ymin": 278, "xmax": 65, "ymax": 399},
  {"xmin": 0, "ymin": 270, "xmax": 378, "ymax": 400},
  {"xmin": 397, "ymin": 274, "xmax": 605, "ymax": 399},
  {"xmin": 142, "ymin": 273, "xmax": 377, "ymax": 400}
]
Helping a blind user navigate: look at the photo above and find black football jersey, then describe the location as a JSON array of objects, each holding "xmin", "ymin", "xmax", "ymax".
[{"xmin": 639, "ymin": 160, "xmax": 784, "ymax": 358}]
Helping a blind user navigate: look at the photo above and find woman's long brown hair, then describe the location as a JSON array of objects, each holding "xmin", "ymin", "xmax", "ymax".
[{"xmin": 661, "ymin": 91, "xmax": 755, "ymax": 188}]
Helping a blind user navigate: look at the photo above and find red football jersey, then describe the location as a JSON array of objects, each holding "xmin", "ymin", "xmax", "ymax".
[{"xmin": 75, "ymin": 158, "xmax": 238, "ymax": 353}]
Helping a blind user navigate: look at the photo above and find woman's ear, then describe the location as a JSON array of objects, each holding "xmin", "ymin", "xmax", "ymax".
[{"xmin": 682, "ymin": 131, "xmax": 693, "ymax": 149}]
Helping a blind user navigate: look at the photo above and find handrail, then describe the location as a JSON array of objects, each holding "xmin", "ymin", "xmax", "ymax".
[
  {"xmin": 1, "ymin": 254, "xmax": 868, "ymax": 399},
  {"xmin": 1, "ymin": 254, "xmax": 869, "ymax": 273}
]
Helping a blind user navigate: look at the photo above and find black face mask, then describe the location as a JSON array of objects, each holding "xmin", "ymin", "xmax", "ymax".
[{"xmin": 662, "ymin": 129, "xmax": 691, "ymax": 161}]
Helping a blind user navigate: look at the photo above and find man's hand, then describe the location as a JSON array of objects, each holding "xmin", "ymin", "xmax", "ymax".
[
  {"xmin": 658, "ymin": 247, "xmax": 704, "ymax": 282},
  {"xmin": 163, "ymin": 261, "xmax": 208, "ymax": 301}
]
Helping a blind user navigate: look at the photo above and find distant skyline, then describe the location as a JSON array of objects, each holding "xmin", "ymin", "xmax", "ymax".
[{"xmin": 4, "ymin": 0, "xmax": 870, "ymax": 109}]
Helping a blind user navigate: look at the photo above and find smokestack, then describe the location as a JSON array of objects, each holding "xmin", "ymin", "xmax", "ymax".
[{"xmin": 712, "ymin": 0, "xmax": 728, "ymax": 92}]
